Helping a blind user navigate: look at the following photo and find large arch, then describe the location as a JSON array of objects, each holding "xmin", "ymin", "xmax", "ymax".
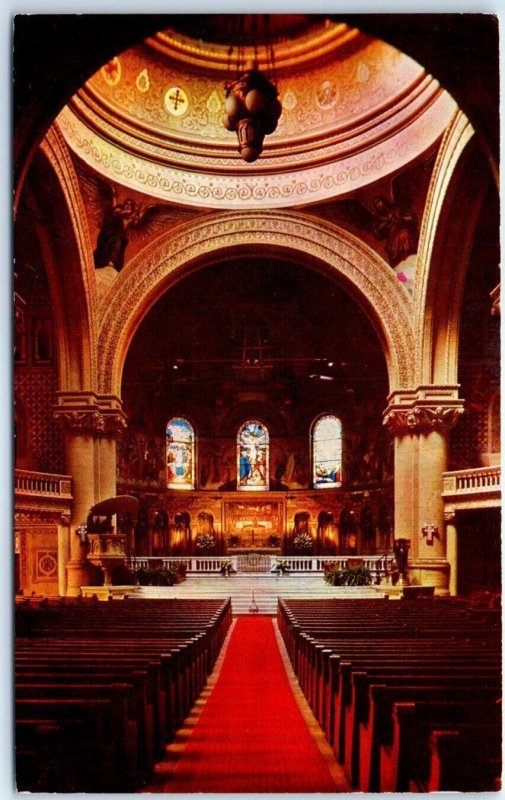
[
  {"xmin": 414, "ymin": 114, "xmax": 493, "ymax": 385},
  {"xmin": 97, "ymin": 210, "xmax": 415, "ymax": 397},
  {"xmin": 21, "ymin": 129, "xmax": 98, "ymax": 393}
]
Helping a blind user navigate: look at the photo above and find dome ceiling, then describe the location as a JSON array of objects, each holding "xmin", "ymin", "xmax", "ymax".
[{"xmin": 56, "ymin": 15, "xmax": 458, "ymax": 210}]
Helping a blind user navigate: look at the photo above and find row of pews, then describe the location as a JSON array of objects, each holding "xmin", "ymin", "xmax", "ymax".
[
  {"xmin": 278, "ymin": 596, "xmax": 501, "ymax": 792},
  {"xmin": 15, "ymin": 595, "xmax": 232, "ymax": 792}
]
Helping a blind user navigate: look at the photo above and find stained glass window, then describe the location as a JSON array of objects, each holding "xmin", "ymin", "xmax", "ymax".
[
  {"xmin": 312, "ymin": 415, "xmax": 342, "ymax": 489},
  {"xmin": 166, "ymin": 417, "xmax": 195, "ymax": 490},
  {"xmin": 237, "ymin": 420, "xmax": 269, "ymax": 491}
]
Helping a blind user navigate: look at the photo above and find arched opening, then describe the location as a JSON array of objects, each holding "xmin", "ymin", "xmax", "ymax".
[
  {"xmin": 166, "ymin": 417, "xmax": 196, "ymax": 490},
  {"xmin": 237, "ymin": 420, "xmax": 270, "ymax": 492},
  {"xmin": 311, "ymin": 414, "xmax": 343, "ymax": 490},
  {"xmin": 119, "ymin": 256, "xmax": 390, "ymax": 557}
]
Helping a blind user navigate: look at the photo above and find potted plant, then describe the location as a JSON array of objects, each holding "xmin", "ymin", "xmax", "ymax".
[
  {"xmin": 173, "ymin": 561, "xmax": 187, "ymax": 582},
  {"xmin": 271, "ymin": 558, "xmax": 290, "ymax": 575},
  {"xmin": 324, "ymin": 564, "xmax": 372, "ymax": 586},
  {"xmin": 220, "ymin": 559, "xmax": 236, "ymax": 577}
]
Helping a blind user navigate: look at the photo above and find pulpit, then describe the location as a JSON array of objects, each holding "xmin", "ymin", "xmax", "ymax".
[
  {"xmin": 87, "ymin": 532, "xmax": 128, "ymax": 584},
  {"xmin": 85, "ymin": 495, "xmax": 138, "ymax": 586}
]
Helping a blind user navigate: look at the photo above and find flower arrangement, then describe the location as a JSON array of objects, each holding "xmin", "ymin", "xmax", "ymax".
[
  {"xmin": 195, "ymin": 534, "xmax": 216, "ymax": 553},
  {"xmin": 220, "ymin": 559, "xmax": 236, "ymax": 576},
  {"xmin": 172, "ymin": 561, "xmax": 187, "ymax": 582},
  {"xmin": 271, "ymin": 558, "xmax": 290, "ymax": 574},
  {"xmin": 323, "ymin": 564, "xmax": 372, "ymax": 586},
  {"xmin": 135, "ymin": 565, "xmax": 180, "ymax": 586},
  {"xmin": 293, "ymin": 533, "xmax": 313, "ymax": 552}
]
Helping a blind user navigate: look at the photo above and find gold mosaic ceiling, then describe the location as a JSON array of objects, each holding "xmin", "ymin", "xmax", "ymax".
[{"xmin": 57, "ymin": 16, "xmax": 458, "ymax": 209}]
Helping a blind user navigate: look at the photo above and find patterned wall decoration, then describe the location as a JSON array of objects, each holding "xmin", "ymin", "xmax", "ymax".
[
  {"xmin": 15, "ymin": 367, "xmax": 65, "ymax": 473},
  {"xmin": 16, "ymin": 526, "xmax": 59, "ymax": 596},
  {"xmin": 36, "ymin": 550, "xmax": 58, "ymax": 580}
]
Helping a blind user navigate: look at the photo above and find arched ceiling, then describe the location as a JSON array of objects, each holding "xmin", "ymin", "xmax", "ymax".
[
  {"xmin": 121, "ymin": 257, "xmax": 389, "ymax": 437},
  {"xmin": 56, "ymin": 15, "xmax": 457, "ymax": 210}
]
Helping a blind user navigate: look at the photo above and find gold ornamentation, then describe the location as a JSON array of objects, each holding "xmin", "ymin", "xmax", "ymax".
[
  {"xmin": 59, "ymin": 77, "xmax": 456, "ymax": 210},
  {"xmin": 102, "ymin": 57, "xmax": 121, "ymax": 86},
  {"xmin": 136, "ymin": 69, "xmax": 150, "ymax": 93},
  {"xmin": 316, "ymin": 80, "xmax": 338, "ymax": 110},
  {"xmin": 206, "ymin": 90, "xmax": 222, "ymax": 114},
  {"xmin": 164, "ymin": 86, "xmax": 189, "ymax": 117},
  {"xmin": 282, "ymin": 89, "xmax": 297, "ymax": 111}
]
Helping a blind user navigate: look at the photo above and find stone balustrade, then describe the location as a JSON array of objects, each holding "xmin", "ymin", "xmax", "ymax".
[
  {"xmin": 15, "ymin": 468, "xmax": 73, "ymax": 498},
  {"xmin": 443, "ymin": 466, "xmax": 501, "ymax": 496},
  {"xmin": 129, "ymin": 554, "xmax": 395, "ymax": 583}
]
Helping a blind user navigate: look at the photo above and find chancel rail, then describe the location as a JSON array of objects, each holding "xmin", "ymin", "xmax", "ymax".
[{"xmin": 130, "ymin": 554, "xmax": 395, "ymax": 582}]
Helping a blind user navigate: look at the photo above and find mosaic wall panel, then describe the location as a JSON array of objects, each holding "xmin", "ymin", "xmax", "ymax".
[{"xmin": 15, "ymin": 367, "xmax": 65, "ymax": 473}]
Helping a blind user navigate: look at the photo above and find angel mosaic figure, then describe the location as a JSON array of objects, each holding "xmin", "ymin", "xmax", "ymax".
[
  {"xmin": 77, "ymin": 164, "xmax": 174, "ymax": 272},
  {"xmin": 335, "ymin": 159, "xmax": 431, "ymax": 268}
]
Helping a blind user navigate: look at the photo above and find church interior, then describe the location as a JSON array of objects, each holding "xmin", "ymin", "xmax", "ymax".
[{"xmin": 13, "ymin": 14, "xmax": 501, "ymax": 794}]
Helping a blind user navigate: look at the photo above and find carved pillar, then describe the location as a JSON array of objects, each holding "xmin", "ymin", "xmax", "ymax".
[
  {"xmin": 96, "ymin": 399, "xmax": 128, "ymax": 502},
  {"xmin": 54, "ymin": 392, "xmax": 127, "ymax": 595},
  {"xmin": 384, "ymin": 386, "xmax": 464, "ymax": 592},
  {"xmin": 444, "ymin": 509, "xmax": 458, "ymax": 596},
  {"xmin": 57, "ymin": 511, "xmax": 71, "ymax": 596}
]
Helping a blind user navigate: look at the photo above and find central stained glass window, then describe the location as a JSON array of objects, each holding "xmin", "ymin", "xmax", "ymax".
[{"xmin": 237, "ymin": 420, "xmax": 269, "ymax": 491}]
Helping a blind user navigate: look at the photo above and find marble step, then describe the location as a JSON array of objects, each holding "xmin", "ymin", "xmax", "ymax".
[{"xmin": 134, "ymin": 575, "xmax": 386, "ymax": 614}]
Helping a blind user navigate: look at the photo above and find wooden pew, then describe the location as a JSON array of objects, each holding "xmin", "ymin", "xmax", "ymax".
[
  {"xmin": 277, "ymin": 597, "xmax": 501, "ymax": 795},
  {"xmin": 425, "ymin": 720, "xmax": 502, "ymax": 792},
  {"xmin": 15, "ymin": 597, "xmax": 232, "ymax": 792},
  {"xmin": 381, "ymin": 698, "xmax": 502, "ymax": 792},
  {"xmin": 16, "ymin": 697, "xmax": 127, "ymax": 792},
  {"xmin": 361, "ymin": 683, "xmax": 501, "ymax": 792}
]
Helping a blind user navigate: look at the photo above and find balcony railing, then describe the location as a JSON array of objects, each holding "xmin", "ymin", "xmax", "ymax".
[
  {"xmin": 442, "ymin": 466, "xmax": 501, "ymax": 496},
  {"xmin": 15, "ymin": 469, "xmax": 73, "ymax": 499}
]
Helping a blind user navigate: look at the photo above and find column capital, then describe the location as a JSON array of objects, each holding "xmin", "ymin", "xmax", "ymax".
[
  {"xmin": 443, "ymin": 509, "xmax": 457, "ymax": 524},
  {"xmin": 53, "ymin": 392, "xmax": 127, "ymax": 437},
  {"xmin": 383, "ymin": 385, "xmax": 464, "ymax": 434}
]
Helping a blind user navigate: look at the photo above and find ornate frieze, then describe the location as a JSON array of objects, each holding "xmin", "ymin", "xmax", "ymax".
[
  {"xmin": 384, "ymin": 404, "xmax": 464, "ymax": 435},
  {"xmin": 54, "ymin": 408, "xmax": 104, "ymax": 434},
  {"xmin": 54, "ymin": 393, "xmax": 127, "ymax": 437},
  {"xmin": 384, "ymin": 386, "xmax": 464, "ymax": 435},
  {"xmin": 58, "ymin": 81, "xmax": 456, "ymax": 211},
  {"xmin": 15, "ymin": 504, "xmax": 72, "ymax": 523}
]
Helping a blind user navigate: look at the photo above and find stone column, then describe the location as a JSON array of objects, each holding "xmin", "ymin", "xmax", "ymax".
[
  {"xmin": 96, "ymin": 396, "xmax": 128, "ymax": 503},
  {"xmin": 54, "ymin": 392, "xmax": 127, "ymax": 596},
  {"xmin": 384, "ymin": 386, "xmax": 464, "ymax": 593},
  {"xmin": 444, "ymin": 509, "xmax": 458, "ymax": 596},
  {"xmin": 57, "ymin": 511, "xmax": 71, "ymax": 596}
]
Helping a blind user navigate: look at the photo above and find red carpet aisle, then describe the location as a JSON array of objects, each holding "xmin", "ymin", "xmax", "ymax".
[{"xmin": 156, "ymin": 616, "xmax": 346, "ymax": 793}]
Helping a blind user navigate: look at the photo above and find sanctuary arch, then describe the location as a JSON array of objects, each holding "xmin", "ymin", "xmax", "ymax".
[
  {"xmin": 97, "ymin": 210, "xmax": 416, "ymax": 397},
  {"xmin": 95, "ymin": 210, "xmax": 463, "ymax": 591}
]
